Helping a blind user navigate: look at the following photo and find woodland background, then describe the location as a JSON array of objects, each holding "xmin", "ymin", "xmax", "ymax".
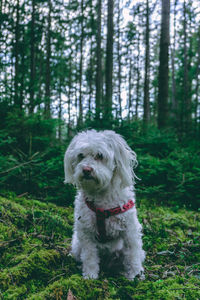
[
  {"xmin": 0, "ymin": 0, "xmax": 200, "ymax": 208},
  {"xmin": 0, "ymin": 0, "xmax": 200, "ymax": 298}
]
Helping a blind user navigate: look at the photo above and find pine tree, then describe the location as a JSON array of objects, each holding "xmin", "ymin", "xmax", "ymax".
[
  {"xmin": 157, "ymin": 0, "xmax": 170, "ymax": 129},
  {"xmin": 105, "ymin": 0, "xmax": 114, "ymax": 121},
  {"xmin": 143, "ymin": 0, "xmax": 150, "ymax": 131}
]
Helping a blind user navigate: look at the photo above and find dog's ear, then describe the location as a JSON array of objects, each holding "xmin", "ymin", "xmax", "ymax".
[
  {"xmin": 103, "ymin": 130, "xmax": 137, "ymax": 188},
  {"xmin": 64, "ymin": 137, "xmax": 77, "ymax": 184},
  {"xmin": 64, "ymin": 149, "xmax": 74, "ymax": 184}
]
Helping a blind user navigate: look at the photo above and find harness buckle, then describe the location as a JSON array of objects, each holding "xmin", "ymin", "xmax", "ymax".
[{"xmin": 96, "ymin": 207, "xmax": 105, "ymax": 219}]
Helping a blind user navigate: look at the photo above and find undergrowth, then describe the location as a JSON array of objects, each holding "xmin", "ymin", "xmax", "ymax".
[{"xmin": 0, "ymin": 195, "xmax": 199, "ymax": 299}]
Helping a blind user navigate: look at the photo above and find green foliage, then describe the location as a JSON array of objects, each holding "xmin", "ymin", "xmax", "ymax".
[
  {"xmin": 136, "ymin": 146, "xmax": 200, "ymax": 208},
  {"xmin": 1, "ymin": 117, "xmax": 200, "ymax": 208},
  {"xmin": 0, "ymin": 196, "xmax": 199, "ymax": 299},
  {"xmin": 0, "ymin": 108, "xmax": 76, "ymax": 205},
  {"xmin": 113, "ymin": 122, "xmax": 200, "ymax": 209}
]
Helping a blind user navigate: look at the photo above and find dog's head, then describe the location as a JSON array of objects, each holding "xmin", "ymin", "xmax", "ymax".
[{"xmin": 64, "ymin": 130, "xmax": 137, "ymax": 193}]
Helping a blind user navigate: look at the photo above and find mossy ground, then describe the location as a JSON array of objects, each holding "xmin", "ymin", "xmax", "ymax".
[{"xmin": 0, "ymin": 195, "xmax": 199, "ymax": 299}]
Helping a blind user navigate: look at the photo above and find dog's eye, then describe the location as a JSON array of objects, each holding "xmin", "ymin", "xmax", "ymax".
[
  {"xmin": 78, "ymin": 153, "xmax": 84, "ymax": 160},
  {"xmin": 95, "ymin": 153, "xmax": 103, "ymax": 160}
]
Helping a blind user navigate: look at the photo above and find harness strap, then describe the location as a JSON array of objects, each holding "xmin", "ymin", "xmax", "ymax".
[{"xmin": 85, "ymin": 199, "xmax": 135, "ymax": 243}]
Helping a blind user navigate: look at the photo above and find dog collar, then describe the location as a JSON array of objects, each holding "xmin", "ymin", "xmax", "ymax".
[{"xmin": 85, "ymin": 198, "xmax": 135, "ymax": 243}]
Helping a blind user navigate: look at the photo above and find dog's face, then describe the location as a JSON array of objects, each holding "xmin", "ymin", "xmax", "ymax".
[{"xmin": 64, "ymin": 130, "xmax": 137, "ymax": 194}]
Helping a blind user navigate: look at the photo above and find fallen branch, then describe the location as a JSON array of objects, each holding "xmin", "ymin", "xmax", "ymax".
[
  {"xmin": 0, "ymin": 160, "xmax": 34, "ymax": 175},
  {"xmin": 17, "ymin": 192, "xmax": 28, "ymax": 198}
]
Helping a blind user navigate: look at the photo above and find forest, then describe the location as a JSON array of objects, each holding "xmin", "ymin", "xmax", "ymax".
[{"xmin": 0, "ymin": 0, "xmax": 200, "ymax": 298}]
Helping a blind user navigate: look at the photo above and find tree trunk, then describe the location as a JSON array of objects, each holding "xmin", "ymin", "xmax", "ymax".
[
  {"xmin": 183, "ymin": 0, "xmax": 192, "ymax": 134},
  {"xmin": 67, "ymin": 47, "xmax": 72, "ymax": 137},
  {"xmin": 157, "ymin": 0, "xmax": 170, "ymax": 129},
  {"xmin": 29, "ymin": 0, "xmax": 36, "ymax": 114},
  {"xmin": 105, "ymin": 0, "xmax": 114, "ymax": 121},
  {"xmin": 88, "ymin": 39, "xmax": 94, "ymax": 115},
  {"xmin": 171, "ymin": 0, "xmax": 178, "ymax": 119},
  {"xmin": 44, "ymin": 0, "xmax": 52, "ymax": 119},
  {"xmin": 95, "ymin": 0, "xmax": 102, "ymax": 121},
  {"xmin": 143, "ymin": 0, "xmax": 150, "ymax": 131},
  {"xmin": 117, "ymin": 0, "xmax": 122, "ymax": 120},
  {"xmin": 58, "ymin": 76, "xmax": 62, "ymax": 143},
  {"xmin": 128, "ymin": 57, "xmax": 132, "ymax": 121},
  {"xmin": 78, "ymin": 0, "xmax": 84, "ymax": 127},
  {"xmin": 14, "ymin": 0, "xmax": 20, "ymax": 109},
  {"xmin": 195, "ymin": 27, "xmax": 200, "ymax": 135},
  {"xmin": 135, "ymin": 6, "xmax": 141, "ymax": 120},
  {"xmin": 20, "ymin": 26, "xmax": 25, "ymax": 106}
]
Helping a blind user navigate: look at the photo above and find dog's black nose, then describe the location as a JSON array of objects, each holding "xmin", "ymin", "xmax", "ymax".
[{"xmin": 83, "ymin": 166, "xmax": 93, "ymax": 176}]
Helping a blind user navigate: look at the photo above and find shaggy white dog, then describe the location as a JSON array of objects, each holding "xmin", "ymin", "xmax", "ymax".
[{"xmin": 64, "ymin": 130, "xmax": 145, "ymax": 280}]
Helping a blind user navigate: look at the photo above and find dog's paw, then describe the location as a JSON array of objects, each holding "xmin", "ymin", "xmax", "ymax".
[
  {"xmin": 83, "ymin": 272, "xmax": 98, "ymax": 279},
  {"xmin": 138, "ymin": 271, "xmax": 145, "ymax": 280},
  {"xmin": 122, "ymin": 269, "xmax": 145, "ymax": 281}
]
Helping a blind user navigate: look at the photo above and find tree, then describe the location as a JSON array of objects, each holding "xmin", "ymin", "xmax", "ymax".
[
  {"xmin": 143, "ymin": 0, "xmax": 150, "ymax": 131},
  {"xmin": 157, "ymin": 0, "xmax": 170, "ymax": 129},
  {"xmin": 171, "ymin": 0, "xmax": 178, "ymax": 120},
  {"xmin": 44, "ymin": 0, "xmax": 52, "ymax": 119},
  {"xmin": 95, "ymin": 0, "xmax": 102, "ymax": 121},
  {"xmin": 29, "ymin": 0, "xmax": 36, "ymax": 114},
  {"xmin": 194, "ymin": 27, "xmax": 200, "ymax": 135},
  {"xmin": 77, "ymin": 0, "xmax": 84, "ymax": 127},
  {"xmin": 117, "ymin": 0, "xmax": 122, "ymax": 119},
  {"xmin": 182, "ymin": 0, "xmax": 192, "ymax": 134},
  {"xmin": 105, "ymin": 0, "xmax": 114, "ymax": 121},
  {"xmin": 14, "ymin": 0, "xmax": 21, "ymax": 109}
]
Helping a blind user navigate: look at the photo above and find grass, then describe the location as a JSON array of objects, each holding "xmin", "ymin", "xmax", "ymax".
[{"xmin": 0, "ymin": 195, "xmax": 199, "ymax": 299}]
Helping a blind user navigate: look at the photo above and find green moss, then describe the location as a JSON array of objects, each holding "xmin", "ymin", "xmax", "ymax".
[
  {"xmin": 0, "ymin": 249, "xmax": 60, "ymax": 290},
  {"xmin": 28, "ymin": 275, "xmax": 111, "ymax": 300},
  {"xmin": 3, "ymin": 284, "xmax": 27, "ymax": 300},
  {"xmin": 0, "ymin": 196, "xmax": 199, "ymax": 299}
]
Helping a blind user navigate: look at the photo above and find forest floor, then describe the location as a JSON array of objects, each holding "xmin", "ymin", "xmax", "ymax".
[{"xmin": 0, "ymin": 195, "xmax": 199, "ymax": 299}]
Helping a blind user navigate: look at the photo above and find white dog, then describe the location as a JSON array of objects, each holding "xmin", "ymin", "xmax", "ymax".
[{"xmin": 64, "ymin": 130, "xmax": 145, "ymax": 279}]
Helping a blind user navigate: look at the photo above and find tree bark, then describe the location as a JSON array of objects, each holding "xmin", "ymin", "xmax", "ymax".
[
  {"xmin": 171, "ymin": 0, "xmax": 178, "ymax": 119},
  {"xmin": 44, "ymin": 0, "xmax": 52, "ymax": 119},
  {"xmin": 143, "ymin": 0, "xmax": 150, "ymax": 131},
  {"xmin": 14, "ymin": 0, "xmax": 21, "ymax": 109},
  {"xmin": 128, "ymin": 57, "xmax": 132, "ymax": 121},
  {"xmin": 77, "ymin": 0, "xmax": 84, "ymax": 127},
  {"xmin": 183, "ymin": 0, "xmax": 192, "ymax": 134},
  {"xmin": 95, "ymin": 0, "xmax": 102, "ymax": 121},
  {"xmin": 157, "ymin": 0, "xmax": 170, "ymax": 129},
  {"xmin": 195, "ymin": 27, "xmax": 200, "ymax": 135},
  {"xmin": 105, "ymin": 0, "xmax": 114, "ymax": 121},
  {"xmin": 117, "ymin": 0, "xmax": 122, "ymax": 119},
  {"xmin": 29, "ymin": 0, "xmax": 36, "ymax": 114}
]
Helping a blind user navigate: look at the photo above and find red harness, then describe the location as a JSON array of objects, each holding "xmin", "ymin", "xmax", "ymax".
[{"xmin": 85, "ymin": 198, "xmax": 135, "ymax": 243}]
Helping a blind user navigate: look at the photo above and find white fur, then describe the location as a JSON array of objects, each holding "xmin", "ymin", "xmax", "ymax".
[{"xmin": 64, "ymin": 130, "xmax": 145, "ymax": 279}]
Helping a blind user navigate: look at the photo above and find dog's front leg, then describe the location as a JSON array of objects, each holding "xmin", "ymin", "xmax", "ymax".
[
  {"xmin": 80, "ymin": 237, "xmax": 100, "ymax": 279},
  {"xmin": 122, "ymin": 231, "xmax": 145, "ymax": 280}
]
